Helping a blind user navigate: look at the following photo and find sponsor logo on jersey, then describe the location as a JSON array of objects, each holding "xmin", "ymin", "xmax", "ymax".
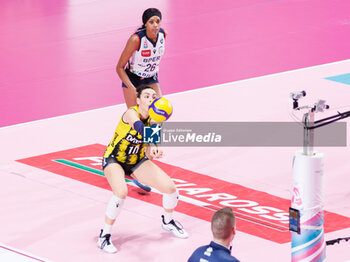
[
  {"xmin": 143, "ymin": 56, "xmax": 161, "ymax": 63},
  {"xmin": 16, "ymin": 144, "xmax": 350, "ymax": 244},
  {"xmin": 141, "ymin": 50, "xmax": 151, "ymax": 57},
  {"xmin": 125, "ymin": 134, "xmax": 142, "ymax": 144}
]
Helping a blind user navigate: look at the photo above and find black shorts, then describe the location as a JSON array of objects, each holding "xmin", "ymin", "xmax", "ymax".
[
  {"xmin": 122, "ymin": 70, "xmax": 159, "ymax": 88},
  {"xmin": 102, "ymin": 154, "xmax": 149, "ymax": 177}
]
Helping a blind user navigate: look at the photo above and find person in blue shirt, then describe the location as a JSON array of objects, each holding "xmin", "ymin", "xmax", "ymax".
[{"xmin": 188, "ymin": 207, "xmax": 240, "ymax": 262}]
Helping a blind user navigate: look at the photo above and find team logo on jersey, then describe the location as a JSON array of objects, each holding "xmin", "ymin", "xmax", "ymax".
[
  {"xmin": 143, "ymin": 41, "xmax": 148, "ymax": 48},
  {"xmin": 141, "ymin": 50, "xmax": 151, "ymax": 57},
  {"xmin": 160, "ymin": 38, "xmax": 164, "ymax": 44},
  {"xmin": 158, "ymin": 46, "xmax": 164, "ymax": 55}
]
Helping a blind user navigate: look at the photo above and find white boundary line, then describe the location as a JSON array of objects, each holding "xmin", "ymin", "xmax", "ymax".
[
  {"xmin": 0, "ymin": 243, "xmax": 51, "ymax": 262},
  {"xmin": 2, "ymin": 59, "xmax": 349, "ymax": 130}
]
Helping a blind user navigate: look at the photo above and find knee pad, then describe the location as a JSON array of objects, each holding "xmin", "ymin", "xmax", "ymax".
[
  {"xmin": 106, "ymin": 195, "xmax": 125, "ymax": 220},
  {"xmin": 162, "ymin": 190, "xmax": 179, "ymax": 210}
]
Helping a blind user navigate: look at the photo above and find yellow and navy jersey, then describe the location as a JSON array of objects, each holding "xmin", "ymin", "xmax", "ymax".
[{"xmin": 104, "ymin": 106, "xmax": 151, "ymax": 165}]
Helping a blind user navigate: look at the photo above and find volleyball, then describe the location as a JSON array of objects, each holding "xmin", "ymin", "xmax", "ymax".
[{"xmin": 149, "ymin": 97, "xmax": 173, "ymax": 122}]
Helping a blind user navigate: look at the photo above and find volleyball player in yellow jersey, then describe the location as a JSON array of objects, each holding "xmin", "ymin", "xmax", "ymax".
[{"xmin": 97, "ymin": 85, "xmax": 188, "ymax": 253}]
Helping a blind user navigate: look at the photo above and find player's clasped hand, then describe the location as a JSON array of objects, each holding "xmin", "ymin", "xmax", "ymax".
[{"xmin": 150, "ymin": 145, "xmax": 163, "ymax": 158}]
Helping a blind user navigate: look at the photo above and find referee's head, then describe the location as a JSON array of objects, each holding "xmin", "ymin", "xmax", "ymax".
[{"xmin": 211, "ymin": 207, "xmax": 236, "ymax": 241}]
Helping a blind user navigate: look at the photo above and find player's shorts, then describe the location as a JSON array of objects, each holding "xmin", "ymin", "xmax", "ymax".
[
  {"xmin": 122, "ymin": 70, "xmax": 159, "ymax": 88},
  {"xmin": 102, "ymin": 154, "xmax": 149, "ymax": 177}
]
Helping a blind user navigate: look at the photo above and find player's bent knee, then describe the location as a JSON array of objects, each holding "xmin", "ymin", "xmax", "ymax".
[
  {"xmin": 162, "ymin": 189, "xmax": 179, "ymax": 210},
  {"xmin": 115, "ymin": 189, "xmax": 128, "ymax": 199},
  {"xmin": 163, "ymin": 180, "xmax": 176, "ymax": 194}
]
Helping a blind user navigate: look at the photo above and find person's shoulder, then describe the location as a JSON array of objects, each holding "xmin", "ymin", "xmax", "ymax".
[
  {"xmin": 191, "ymin": 244, "xmax": 210, "ymax": 254},
  {"xmin": 230, "ymin": 256, "xmax": 240, "ymax": 262},
  {"xmin": 127, "ymin": 106, "xmax": 139, "ymax": 114},
  {"xmin": 208, "ymin": 244, "xmax": 240, "ymax": 262},
  {"xmin": 216, "ymin": 251, "xmax": 240, "ymax": 262},
  {"xmin": 124, "ymin": 106, "xmax": 139, "ymax": 118},
  {"xmin": 159, "ymin": 28, "xmax": 167, "ymax": 38},
  {"xmin": 129, "ymin": 33, "xmax": 141, "ymax": 42},
  {"xmin": 134, "ymin": 28, "xmax": 147, "ymax": 38},
  {"xmin": 188, "ymin": 245, "xmax": 210, "ymax": 262},
  {"xmin": 126, "ymin": 33, "xmax": 141, "ymax": 50},
  {"xmin": 226, "ymin": 255, "xmax": 240, "ymax": 262}
]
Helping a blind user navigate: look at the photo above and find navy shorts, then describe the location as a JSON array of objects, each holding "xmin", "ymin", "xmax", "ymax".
[
  {"xmin": 122, "ymin": 70, "xmax": 159, "ymax": 88},
  {"xmin": 102, "ymin": 154, "xmax": 149, "ymax": 177}
]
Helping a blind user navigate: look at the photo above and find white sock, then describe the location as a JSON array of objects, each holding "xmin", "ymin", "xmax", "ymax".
[
  {"xmin": 102, "ymin": 223, "xmax": 112, "ymax": 236},
  {"xmin": 163, "ymin": 212, "xmax": 173, "ymax": 224}
]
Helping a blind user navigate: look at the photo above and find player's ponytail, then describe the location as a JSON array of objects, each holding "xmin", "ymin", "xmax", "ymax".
[{"xmin": 136, "ymin": 24, "xmax": 146, "ymax": 31}]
